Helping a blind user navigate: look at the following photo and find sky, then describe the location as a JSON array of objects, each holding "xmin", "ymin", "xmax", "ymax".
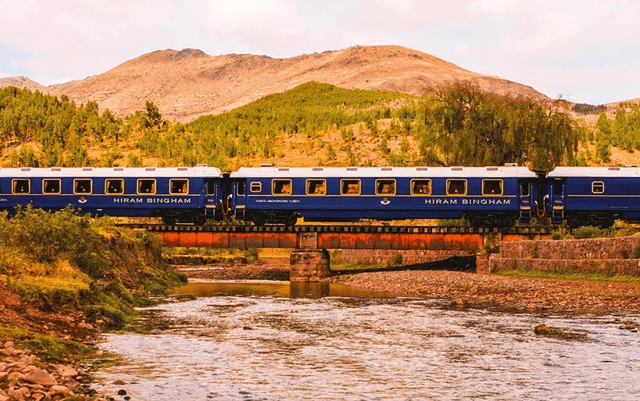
[{"xmin": 1, "ymin": 0, "xmax": 639, "ymax": 104}]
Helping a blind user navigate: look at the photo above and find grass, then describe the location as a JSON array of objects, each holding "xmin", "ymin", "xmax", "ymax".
[
  {"xmin": 0, "ymin": 326, "xmax": 94, "ymax": 364},
  {"xmin": 494, "ymin": 269, "xmax": 640, "ymax": 284},
  {"xmin": 330, "ymin": 263, "xmax": 390, "ymax": 272}
]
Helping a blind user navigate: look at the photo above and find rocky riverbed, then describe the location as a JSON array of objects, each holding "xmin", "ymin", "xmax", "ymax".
[{"xmin": 0, "ymin": 342, "xmax": 88, "ymax": 401}]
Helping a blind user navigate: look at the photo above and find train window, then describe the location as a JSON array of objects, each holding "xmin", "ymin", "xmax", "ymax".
[
  {"xmin": 170, "ymin": 179, "xmax": 189, "ymax": 194},
  {"xmin": 42, "ymin": 179, "xmax": 61, "ymax": 194},
  {"xmin": 236, "ymin": 181, "xmax": 245, "ymax": 196},
  {"xmin": 340, "ymin": 179, "xmax": 361, "ymax": 195},
  {"xmin": 250, "ymin": 181, "xmax": 262, "ymax": 193},
  {"xmin": 306, "ymin": 179, "xmax": 326, "ymax": 195},
  {"xmin": 520, "ymin": 182, "xmax": 530, "ymax": 197},
  {"xmin": 592, "ymin": 181, "xmax": 605, "ymax": 194},
  {"xmin": 446, "ymin": 179, "xmax": 467, "ymax": 196},
  {"xmin": 482, "ymin": 179, "xmax": 503, "ymax": 196},
  {"xmin": 74, "ymin": 179, "xmax": 92, "ymax": 194},
  {"xmin": 375, "ymin": 179, "xmax": 396, "ymax": 195},
  {"xmin": 411, "ymin": 179, "xmax": 431, "ymax": 195},
  {"xmin": 272, "ymin": 179, "xmax": 292, "ymax": 195},
  {"xmin": 137, "ymin": 179, "xmax": 156, "ymax": 195},
  {"xmin": 12, "ymin": 179, "xmax": 30, "ymax": 194},
  {"xmin": 105, "ymin": 179, "xmax": 124, "ymax": 194}
]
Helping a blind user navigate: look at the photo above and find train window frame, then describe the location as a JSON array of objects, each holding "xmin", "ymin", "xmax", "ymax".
[
  {"xmin": 592, "ymin": 181, "xmax": 605, "ymax": 194},
  {"xmin": 249, "ymin": 181, "xmax": 262, "ymax": 193},
  {"xmin": 42, "ymin": 179, "xmax": 61, "ymax": 195},
  {"xmin": 482, "ymin": 179, "xmax": 503, "ymax": 196},
  {"xmin": 520, "ymin": 182, "xmax": 530, "ymax": 197},
  {"xmin": 105, "ymin": 179, "xmax": 124, "ymax": 195},
  {"xmin": 169, "ymin": 178, "xmax": 189, "ymax": 195},
  {"xmin": 73, "ymin": 179, "xmax": 92, "ymax": 194},
  {"xmin": 446, "ymin": 179, "xmax": 467, "ymax": 196},
  {"xmin": 375, "ymin": 179, "xmax": 396, "ymax": 196},
  {"xmin": 272, "ymin": 179, "xmax": 292, "ymax": 196},
  {"xmin": 411, "ymin": 179, "xmax": 432, "ymax": 196},
  {"xmin": 340, "ymin": 179, "xmax": 361, "ymax": 195},
  {"xmin": 12, "ymin": 179, "xmax": 30, "ymax": 195},
  {"xmin": 137, "ymin": 179, "xmax": 156, "ymax": 195},
  {"xmin": 306, "ymin": 179, "xmax": 327, "ymax": 196}
]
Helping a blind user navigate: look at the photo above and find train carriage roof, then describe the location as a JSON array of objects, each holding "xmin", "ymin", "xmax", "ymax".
[
  {"xmin": 0, "ymin": 166, "xmax": 223, "ymax": 178},
  {"xmin": 231, "ymin": 166, "xmax": 537, "ymax": 178},
  {"xmin": 548, "ymin": 166, "xmax": 640, "ymax": 178}
]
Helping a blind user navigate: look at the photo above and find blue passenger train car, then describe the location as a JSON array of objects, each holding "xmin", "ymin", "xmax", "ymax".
[
  {"xmin": 229, "ymin": 165, "xmax": 538, "ymax": 226},
  {"xmin": 546, "ymin": 166, "xmax": 640, "ymax": 227},
  {"xmin": 0, "ymin": 166, "xmax": 224, "ymax": 224}
]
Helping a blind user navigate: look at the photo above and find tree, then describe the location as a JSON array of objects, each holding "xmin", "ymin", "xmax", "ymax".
[
  {"xmin": 421, "ymin": 81, "xmax": 577, "ymax": 170},
  {"xmin": 144, "ymin": 101, "xmax": 163, "ymax": 129}
]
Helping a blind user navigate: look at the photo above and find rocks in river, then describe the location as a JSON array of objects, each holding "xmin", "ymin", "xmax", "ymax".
[{"xmin": 0, "ymin": 341, "xmax": 89, "ymax": 400}]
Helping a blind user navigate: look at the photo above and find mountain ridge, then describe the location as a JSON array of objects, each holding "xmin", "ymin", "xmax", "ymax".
[{"xmin": 1, "ymin": 45, "xmax": 548, "ymax": 122}]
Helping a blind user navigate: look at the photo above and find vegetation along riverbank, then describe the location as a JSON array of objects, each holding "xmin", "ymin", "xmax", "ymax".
[{"xmin": 0, "ymin": 207, "xmax": 186, "ymax": 400}]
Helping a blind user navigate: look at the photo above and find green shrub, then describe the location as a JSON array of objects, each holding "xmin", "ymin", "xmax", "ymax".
[
  {"xmin": 243, "ymin": 248, "xmax": 259, "ymax": 262},
  {"xmin": 572, "ymin": 226, "xmax": 603, "ymax": 239},
  {"xmin": 633, "ymin": 241, "xmax": 640, "ymax": 259},
  {"xmin": 390, "ymin": 252, "xmax": 403, "ymax": 266}
]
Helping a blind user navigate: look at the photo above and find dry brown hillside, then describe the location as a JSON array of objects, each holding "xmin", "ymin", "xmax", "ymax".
[{"xmin": 0, "ymin": 45, "xmax": 547, "ymax": 122}]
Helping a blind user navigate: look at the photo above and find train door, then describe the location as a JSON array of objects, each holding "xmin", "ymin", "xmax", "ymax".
[
  {"xmin": 205, "ymin": 178, "xmax": 220, "ymax": 220},
  {"xmin": 232, "ymin": 178, "xmax": 246, "ymax": 221},
  {"xmin": 519, "ymin": 179, "xmax": 533, "ymax": 223},
  {"xmin": 550, "ymin": 178, "xmax": 565, "ymax": 224}
]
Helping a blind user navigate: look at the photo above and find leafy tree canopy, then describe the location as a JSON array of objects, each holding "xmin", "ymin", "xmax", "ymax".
[{"xmin": 420, "ymin": 81, "xmax": 577, "ymax": 170}]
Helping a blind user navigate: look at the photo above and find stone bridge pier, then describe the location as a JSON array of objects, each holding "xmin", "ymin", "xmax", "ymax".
[{"xmin": 290, "ymin": 249, "xmax": 331, "ymax": 282}]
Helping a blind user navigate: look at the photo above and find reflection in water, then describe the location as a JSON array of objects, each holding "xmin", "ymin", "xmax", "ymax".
[
  {"xmin": 173, "ymin": 280, "xmax": 397, "ymax": 299},
  {"xmin": 94, "ymin": 281, "xmax": 640, "ymax": 401}
]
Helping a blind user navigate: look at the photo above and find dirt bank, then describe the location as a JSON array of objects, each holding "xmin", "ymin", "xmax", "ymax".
[
  {"xmin": 175, "ymin": 262, "xmax": 290, "ymax": 281},
  {"xmin": 176, "ymin": 264, "xmax": 640, "ymax": 315}
]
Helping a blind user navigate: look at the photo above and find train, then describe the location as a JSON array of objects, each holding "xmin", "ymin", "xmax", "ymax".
[{"xmin": 1, "ymin": 164, "xmax": 639, "ymax": 228}]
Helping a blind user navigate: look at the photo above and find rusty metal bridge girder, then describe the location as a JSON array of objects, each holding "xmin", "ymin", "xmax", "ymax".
[{"xmin": 124, "ymin": 224, "xmax": 550, "ymax": 251}]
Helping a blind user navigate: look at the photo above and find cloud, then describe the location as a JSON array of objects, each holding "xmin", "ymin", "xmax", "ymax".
[{"xmin": 0, "ymin": 0, "xmax": 638, "ymax": 102}]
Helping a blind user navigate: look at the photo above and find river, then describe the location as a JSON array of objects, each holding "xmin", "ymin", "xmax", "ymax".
[{"xmin": 93, "ymin": 281, "xmax": 640, "ymax": 400}]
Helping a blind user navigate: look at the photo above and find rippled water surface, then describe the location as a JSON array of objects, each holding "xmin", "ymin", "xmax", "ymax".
[{"xmin": 94, "ymin": 281, "xmax": 640, "ymax": 400}]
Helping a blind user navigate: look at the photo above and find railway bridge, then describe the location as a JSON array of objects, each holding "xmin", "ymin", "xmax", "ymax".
[{"xmin": 129, "ymin": 224, "xmax": 551, "ymax": 281}]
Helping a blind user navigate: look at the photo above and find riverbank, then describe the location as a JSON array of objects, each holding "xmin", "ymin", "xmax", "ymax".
[
  {"xmin": 0, "ymin": 209, "xmax": 187, "ymax": 400},
  {"xmin": 330, "ymin": 270, "xmax": 640, "ymax": 314},
  {"xmin": 175, "ymin": 263, "xmax": 640, "ymax": 315}
]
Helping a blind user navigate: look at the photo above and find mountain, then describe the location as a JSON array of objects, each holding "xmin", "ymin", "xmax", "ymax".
[
  {"xmin": 1, "ymin": 45, "xmax": 548, "ymax": 122},
  {"xmin": 0, "ymin": 76, "xmax": 47, "ymax": 93}
]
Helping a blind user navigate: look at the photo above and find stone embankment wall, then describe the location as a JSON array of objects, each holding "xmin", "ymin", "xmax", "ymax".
[
  {"xmin": 491, "ymin": 236, "xmax": 640, "ymax": 275},
  {"xmin": 334, "ymin": 249, "xmax": 473, "ymax": 265}
]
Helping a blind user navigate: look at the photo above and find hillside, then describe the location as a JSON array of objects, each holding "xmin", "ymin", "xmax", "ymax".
[{"xmin": 0, "ymin": 45, "xmax": 547, "ymax": 122}]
